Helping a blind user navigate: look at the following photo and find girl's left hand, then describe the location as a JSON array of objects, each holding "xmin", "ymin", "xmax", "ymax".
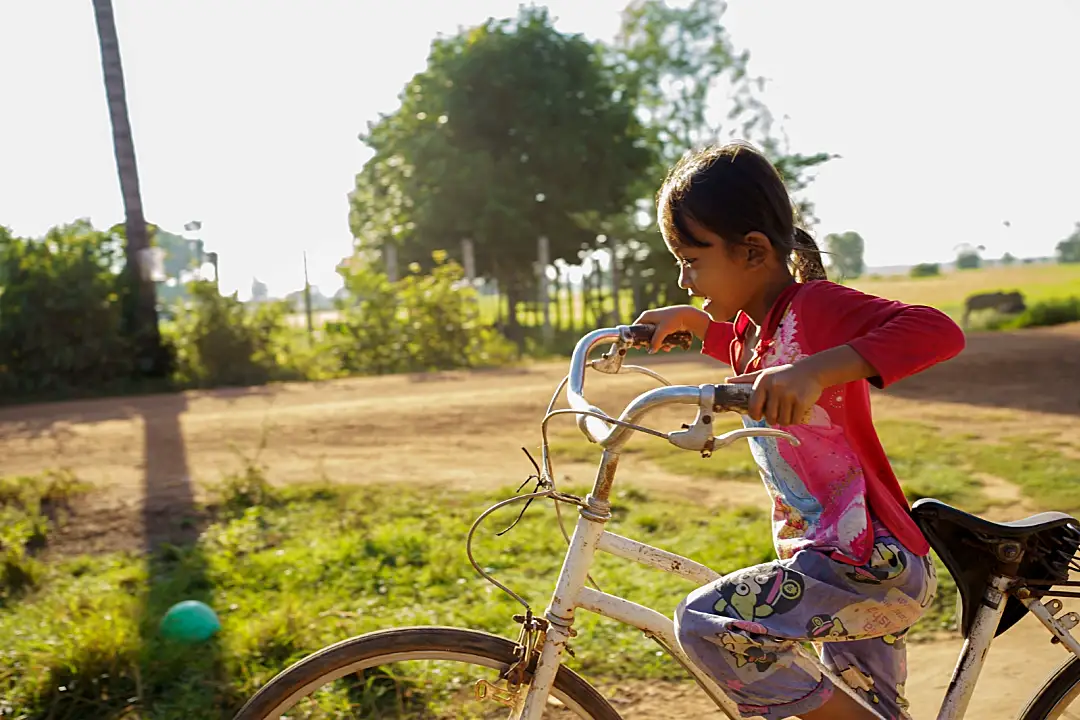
[{"xmin": 726, "ymin": 363, "xmax": 823, "ymax": 426}]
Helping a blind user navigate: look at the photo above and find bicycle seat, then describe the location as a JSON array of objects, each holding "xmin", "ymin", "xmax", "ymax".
[{"xmin": 910, "ymin": 498, "xmax": 1080, "ymax": 639}]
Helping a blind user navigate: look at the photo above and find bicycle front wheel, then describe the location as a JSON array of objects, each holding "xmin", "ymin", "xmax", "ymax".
[
  {"xmin": 1019, "ymin": 656, "xmax": 1080, "ymax": 720},
  {"xmin": 232, "ymin": 626, "xmax": 622, "ymax": 720}
]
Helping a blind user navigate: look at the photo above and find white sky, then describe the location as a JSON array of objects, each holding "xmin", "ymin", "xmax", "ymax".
[{"xmin": 1, "ymin": 1, "xmax": 1077, "ymax": 298}]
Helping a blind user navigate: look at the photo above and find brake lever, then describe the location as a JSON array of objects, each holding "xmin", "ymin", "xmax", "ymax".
[
  {"xmin": 712, "ymin": 427, "xmax": 801, "ymax": 449},
  {"xmin": 667, "ymin": 384, "xmax": 800, "ymax": 456},
  {"xmin": 589, "ymin": 327, "xmax": 634, "ymax": 375},
  {"xmin": 667, "ymin": 385, "xmax": 718, "ymax": 453}
]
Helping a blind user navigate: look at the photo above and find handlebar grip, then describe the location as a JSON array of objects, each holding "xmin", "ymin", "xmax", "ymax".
[
  {"xmin": 713, "ymin": 384, "xmax": 752, "ymax": 414},
  {"xmin": 626, "ymin": 324, "xmax": 694, "ymax": 351}
]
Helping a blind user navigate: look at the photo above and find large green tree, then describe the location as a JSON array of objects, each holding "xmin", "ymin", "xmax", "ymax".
[
  {"xmin": 349, "ymin": 6, "xmax": 654, "ymax": 328},
  {"xmin": 824, "ymin": 231, "xmax": 866, "ymax": 281},
  {"xmin": 608, "ymin": 0, "xmax": 835, "ymax": 310},
  {"xmin": 1057, "ymin": 222, "xmax": 1080, "ymax": 263}
]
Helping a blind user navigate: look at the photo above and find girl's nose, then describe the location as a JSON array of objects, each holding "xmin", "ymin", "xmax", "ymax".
[{"xmin": 677, "ymin": 265, "xmax": 694, "ymax": 291}]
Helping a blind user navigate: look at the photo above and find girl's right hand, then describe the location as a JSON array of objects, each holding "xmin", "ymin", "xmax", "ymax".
[{"xmin": 633, "ymin": 305, "xmax": 711, "ymax": 354}]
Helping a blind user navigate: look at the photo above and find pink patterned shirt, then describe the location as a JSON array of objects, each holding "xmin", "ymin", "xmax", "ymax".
[{"xmin": 702, "ymin": 280, "xmax": 966, "ymax": 564}]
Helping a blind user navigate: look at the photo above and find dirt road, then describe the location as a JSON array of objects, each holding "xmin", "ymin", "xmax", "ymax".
[{"xmin": 2, "ymin": 324, "xmax": 1080, "ymax": 718}]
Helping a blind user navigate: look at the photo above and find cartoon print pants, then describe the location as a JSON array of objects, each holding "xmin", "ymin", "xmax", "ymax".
[{"xmin": 674, "ymin": 529, "xmax": 936, "ymax": 719}]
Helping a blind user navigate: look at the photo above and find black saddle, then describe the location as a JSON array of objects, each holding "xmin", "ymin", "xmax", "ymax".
[{"xmin": 911, "ymin": 498, "xmax": 1080, "ymax": 638}]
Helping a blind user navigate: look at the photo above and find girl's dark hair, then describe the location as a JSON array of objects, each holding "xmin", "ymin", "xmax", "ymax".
[{"xmin": 657, "ymin": 142, "xmax": 827, "ymax": 283}]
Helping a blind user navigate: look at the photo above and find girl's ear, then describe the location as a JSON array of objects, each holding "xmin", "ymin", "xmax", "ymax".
[{"xmin": 741, "ymin": 231, "xmax": 771, "ymax": 269}]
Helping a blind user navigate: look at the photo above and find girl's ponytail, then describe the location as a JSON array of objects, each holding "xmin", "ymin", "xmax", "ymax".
[{"xmin": 792, "ymin": 227, "xmax": 828, "ymax": 283}]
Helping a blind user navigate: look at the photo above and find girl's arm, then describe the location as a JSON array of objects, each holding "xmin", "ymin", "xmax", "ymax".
[
  {"xmin": 800, "ymin": 282, "xmax": 966, "ymax": 388},
  {"xmin": 728, "ymin": 283, "xmax": 966, "ymax": 425}
]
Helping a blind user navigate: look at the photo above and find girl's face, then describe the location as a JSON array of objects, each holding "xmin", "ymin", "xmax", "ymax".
[{"xmin": 664, "ymin": 216, "xmax": 768, "ymax": 323}]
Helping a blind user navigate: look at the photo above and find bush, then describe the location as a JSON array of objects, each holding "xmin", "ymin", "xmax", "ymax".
[
  {"xmin": 165, "ymin": 281, "xmax": 308, "ymax": 387},
  {"xmin": 0, "ymin": 220, "xmax": 520, "ymax": 400},
  {"xmin": 956, "ymin": 251, "xmax": 981, "ymax": 270},
  {"xmin": 910, "ymin": 262, "xmax": 941, "ymax": 278},
  {"xmin": 0, "ymin": 221, "xmax": 135, "ymax": 399},
  {"xmin": 1014, "ymin": 297, "xmax": 1080, "ymax": 329},
  {"xmin": 0, "ymin": 470, "xmax": 86, "ymax": 600},
  {"xmin": 984, "ymin": 297, "xmax": 1080, "ymax": 331},
  {"xmin": 326, "ymin": 251, "xmax": 516, "ymax": 375}
]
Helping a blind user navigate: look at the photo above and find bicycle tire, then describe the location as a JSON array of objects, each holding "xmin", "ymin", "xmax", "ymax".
[
  {"xmin": 232, "ymin": 625, "xmax": 623, "ymax": 720},
  {"xmin": 1018, "ymin": 656, "xmax": 1080, "ymax": 720}
]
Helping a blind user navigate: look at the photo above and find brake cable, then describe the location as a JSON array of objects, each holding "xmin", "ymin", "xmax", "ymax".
[{"xmin": 465, "ymin": 365, "xmax": 677, "ymax": 614}]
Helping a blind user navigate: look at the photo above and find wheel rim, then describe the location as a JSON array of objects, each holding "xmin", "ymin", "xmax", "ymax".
[
  {"xmin": 1042, "ymin": 679, "xmax": 1080, "ymax": 720},
  {"xmin": 262, "ymin": 649, "xmax": 595, "ymax": 718}
]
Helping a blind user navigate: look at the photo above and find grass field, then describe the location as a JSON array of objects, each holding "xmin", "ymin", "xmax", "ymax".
[
  {"xmin": 5, "ymin": 413, "xmax": 1080, "ymax": 718},
  {"xmin": 852, "ymin": 263, "xmax": 1080, "ymax": 318},
  {"xmin": 479, "ymin": 263, "xmax": 1080, "ymax": 328}
]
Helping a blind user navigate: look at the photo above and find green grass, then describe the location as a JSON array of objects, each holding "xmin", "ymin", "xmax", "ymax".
[
  {"xmin": 484, "ymin": 263, "xmax": 1080, "ymax": 332},
  {"xmin": 5, "ymin": 418, "xmax": 1080, "ymax": 717},
  {"xmin": 0, "ymin": 475, "xmax": 775, "ymax": 719},
  {"xmin": 852, "ymin": 263, "xmax": 1080, "ymax": 320},
  {"xmin": 551, "ymin": 419, "xmax": 993, "ymax": 513},
  {"xmin": 0, "ymin": 471, "xmax": 88, "ymax": 603}
]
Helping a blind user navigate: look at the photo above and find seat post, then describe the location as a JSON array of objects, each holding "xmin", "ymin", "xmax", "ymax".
[{"xmin": 937, "ymin": 573, "xmax": 1013, "ymax": 720}]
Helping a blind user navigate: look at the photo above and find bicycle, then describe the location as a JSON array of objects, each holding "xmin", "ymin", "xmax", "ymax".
[{"xmin": 234, "ymin": 324, "xmax": 1080, "ymax": 720}]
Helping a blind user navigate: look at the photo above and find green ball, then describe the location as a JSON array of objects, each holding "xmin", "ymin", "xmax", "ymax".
[{"xmin": 160, "ymin": 600, "xmax": 221, "ymax": 643}]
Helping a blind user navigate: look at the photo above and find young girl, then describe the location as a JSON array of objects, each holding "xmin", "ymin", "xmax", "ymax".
[{"xmin": 635, "ymin": 142, "xmax": 966, "ymax": 720}]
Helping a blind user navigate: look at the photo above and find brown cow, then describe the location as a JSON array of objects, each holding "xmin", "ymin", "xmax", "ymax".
[{"xmin": 962, "ymin": 290, "xmax": 1026, "ymax": 329}]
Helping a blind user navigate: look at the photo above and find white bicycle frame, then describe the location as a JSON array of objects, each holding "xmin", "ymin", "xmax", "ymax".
[{"xmin": 507, "ymin": 326, "xmax": 1080, "ymax": 720}]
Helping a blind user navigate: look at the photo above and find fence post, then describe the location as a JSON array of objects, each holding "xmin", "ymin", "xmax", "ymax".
[
  {"xmin": 609, "ymin": 241, "xmax": 621, "ymax": 325},
  {"xmin": 537, "ymin": 235, "xmax": 553, "ymax": 345},
  {"xmin": 462, "ymin": 238, "xmax": 476, "ymax": 283},
  {"xmin": 384, "ymin": 243, "xmax": 399, "ymax": 282}
]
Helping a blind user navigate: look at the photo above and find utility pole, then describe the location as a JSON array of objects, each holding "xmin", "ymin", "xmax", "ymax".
[
  {"xmin": 92, "ymin": 0, "xmax": 163, "ymax": 375},
  {"xmin": 303, "ymin": 251, "xmax": 314, "ymax": 340}
]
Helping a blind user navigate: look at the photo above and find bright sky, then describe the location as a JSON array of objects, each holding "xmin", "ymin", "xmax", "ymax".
[{"xmin": 1, "ymin": 1, "xmax": 1077, "ymax": 298}]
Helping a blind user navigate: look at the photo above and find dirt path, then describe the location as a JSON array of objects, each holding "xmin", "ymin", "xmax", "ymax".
[
  {"xmin": 2, "ymin": 324, "xmax": 1080, "ymax": 717},
  {"xmin": 591, "ymin": 611, "xmax": 1073, "ymax": 718}
]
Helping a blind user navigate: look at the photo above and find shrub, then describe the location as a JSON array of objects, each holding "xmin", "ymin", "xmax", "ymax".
[
  {"xmin": 909, "ymin": 262, "xmax": 941, "ymax": 278},
  {"xmin": 326, "ymin": 251, "xmax": 516, "ymax": 375},
  {"xmin": 984, "ymin": 297, "xmax": 1080, "ymax": 331},
  {"xmin": 0, "ymin": 222, "xmax": 135, "ymax": 399},
  {"xmin": 165, "ymin": 281, "xmax": 307, "ymax": 387},
  {"xmin": 0, "ymin": 470, "xmax": 87, "ymax": 599},
  {"xmin": 1013, "ymin": 297, "xmax": 1080, "ymax": 329}
]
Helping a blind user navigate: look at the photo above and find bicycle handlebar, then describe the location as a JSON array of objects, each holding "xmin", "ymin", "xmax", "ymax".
[{"xmin": 566, "ymin": 325, "xmax": 751, "ymax": 448}]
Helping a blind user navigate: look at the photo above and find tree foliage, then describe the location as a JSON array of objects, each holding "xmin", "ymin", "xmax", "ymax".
[
  {"xmin": 605, "ymin": 0, "xmax": 835, "ymax": 310},
  {"xmin": 326, "ymin": 251, "xmax": 515, "ymax": 375},
  {"xmin": 910, "ymin": 263, "xmax": 941, "ymax": 278},
  {"xmin": 824, "ymin": 231, "xmax": 866, "ymax": 281},
  {"xmin": 955, "ymin": 244, "xmax": 984, "ymax": 270},
  {"xmin": 350, "ymin": 6, "xmax": 653, "ymax": 325},
  {"xmin": 1, "ymin": 221, "xmax": 512, "ymax": 401},
  {"xmin": 612, "ymin": 0, "xmax": 833, "ymax": 208},
  {"xmin": 0, "ymin": 221, "xmax": 136, "ymax": 398},
  {"xmin": 165, "ymin": 281, "xmax": 304, "ymax": 388},
  {"xmin": 1057, "ymin": 223, "xmax": 1080, "ymax": 264}
]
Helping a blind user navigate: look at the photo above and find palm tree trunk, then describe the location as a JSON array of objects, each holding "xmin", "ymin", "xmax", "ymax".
[{"xmin": 91, "ymin": 0, "xmax": 164, "ymax": 376}]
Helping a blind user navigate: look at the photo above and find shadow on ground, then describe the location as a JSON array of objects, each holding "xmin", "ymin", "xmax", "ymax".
[{"xmin": 882, "ymin": 327, "xmax": 1080, "ymax": 416}]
